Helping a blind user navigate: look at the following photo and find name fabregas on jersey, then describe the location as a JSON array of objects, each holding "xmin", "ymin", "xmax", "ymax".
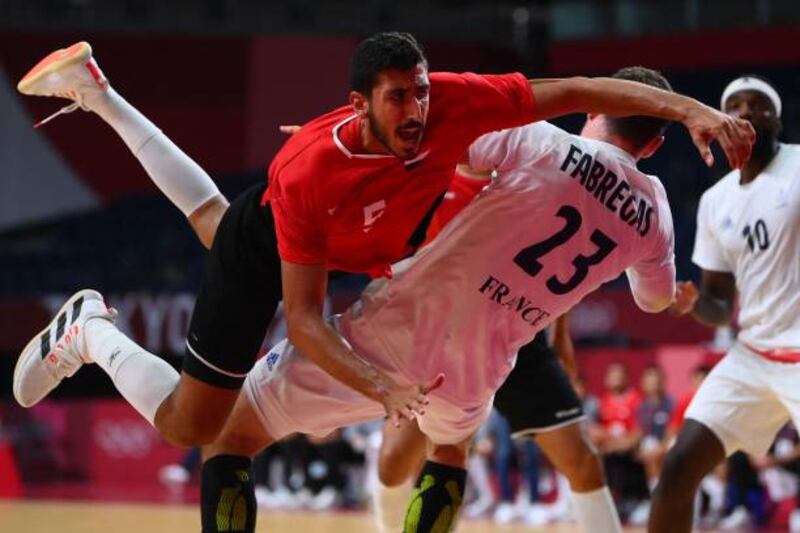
[{"xmin": 561, "ymin": 144, "xmax": 655, "ymax": 236}]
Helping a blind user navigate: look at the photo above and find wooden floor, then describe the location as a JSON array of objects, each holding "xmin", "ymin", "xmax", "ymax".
[{"xmin": 0, "ymin": 499, "xmax": 646, "ymax": 532}]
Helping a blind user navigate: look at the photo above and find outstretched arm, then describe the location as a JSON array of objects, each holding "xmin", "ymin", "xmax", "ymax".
[
  {"xmin": 281, "ymin": 261, "xmax": 443, "ymax": 427},
  {"xmin": 529, "ymin": 77, "xmax": 755, "ymax": 169}
]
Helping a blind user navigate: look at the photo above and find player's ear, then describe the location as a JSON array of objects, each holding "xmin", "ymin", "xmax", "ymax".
[
  {"xmin": 349, "ymin": 91, "xmax": 368, "ymax": 117},
  {"xmin": 641, "ymin": 135, "xmax": 665, "ymax": 159}
]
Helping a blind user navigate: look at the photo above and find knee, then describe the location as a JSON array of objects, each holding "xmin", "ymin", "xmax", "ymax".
[
  {"xmin": 378, "ymin": 445, "xmax": 415, "ymax": 486},
  {"xmin": 168, "ymin": 420, "xmax": 224, "ymax": 448},
  {"xmin": 157, "ymin": 411, "xmax": 226, "ymax": 447},
  {"xmin": 154, "ymin": 388, "xmax": 237, "ymax": 447}
]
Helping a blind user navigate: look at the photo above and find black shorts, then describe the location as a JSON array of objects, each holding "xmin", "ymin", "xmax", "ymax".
[
  {"xmin": 182, "ymin": 183, "xmax": 282, "ymax": 389},
  {"xmin": 493, "ymin": 332, "xmax": 584, "ymax": 437}
]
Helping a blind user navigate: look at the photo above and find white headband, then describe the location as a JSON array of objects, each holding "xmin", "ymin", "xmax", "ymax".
[{"xmin": 721, "ymin": 76, "xmax": 782, "ymax": 117}]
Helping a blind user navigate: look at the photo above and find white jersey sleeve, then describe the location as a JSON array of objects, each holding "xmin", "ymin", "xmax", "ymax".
[
  {"xmin": 625, "ymin": 179, "xmax": 676, "ymax": 312},
  {"xmin": 468, "ymin": 121, "xmax": 567, "ymax": 173},
  {"xmin": 692, "ymin": 191, "xmax": 732, "ymax": 272}
]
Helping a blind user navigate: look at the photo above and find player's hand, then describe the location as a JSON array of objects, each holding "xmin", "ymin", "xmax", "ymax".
[
  {"xmin": 379, "ymin": 373, "xmax": 445, "ymax": 428},
  {"xmin": 683, "ymin": 105, "xmax": 755, "ymax": 169},
  {"xmin": 669, "ymin": 281, "xmax": 699, "ymax": 316},
  {"xmin": 279, "ymin": 125, "xmax": 302, "ymax": 135}
]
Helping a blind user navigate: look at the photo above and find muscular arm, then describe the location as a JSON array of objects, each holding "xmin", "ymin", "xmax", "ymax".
[
  {"xmin": 691, "ymin": 270, "xmax": 737, "ymax": 327},
  {"xmin": 529, "ymin": 77, "xmax": 754, "ymax": 169},
  {"xmin": 281, "ymin": 261, "xmax": 387, "ymax": 402},
  {"xmin": 530, "ymin": 77, "xmax": 692, "ymax": 123},
  {"xmin": 281, "ymin": 262, "xmax": 439, "ymax": 424}
]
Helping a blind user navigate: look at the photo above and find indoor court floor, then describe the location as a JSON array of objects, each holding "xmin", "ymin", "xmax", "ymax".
[{"xmin": 0, "ymin": 499, "xmax": 648, "ymax": 532}]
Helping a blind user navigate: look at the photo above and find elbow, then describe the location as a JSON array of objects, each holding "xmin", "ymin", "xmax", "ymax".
[{"xmin": 635, "ymin": 295, "xmax": 673, "ymax": 314}]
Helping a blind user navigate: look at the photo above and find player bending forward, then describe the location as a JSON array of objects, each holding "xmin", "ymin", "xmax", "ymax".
[{"xmin": 201, "ymin": 68, "xmax": 686, "ymax": 532}]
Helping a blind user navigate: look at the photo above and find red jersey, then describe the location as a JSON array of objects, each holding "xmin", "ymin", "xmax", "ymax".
[
  {"xmin": 425, "ymin": 169, "xmax": 491, "ymax": 242},
  {"xmin": 264, "ymin": 72, "xmax": 536, "ymax": 276},
  {"xmin": 599, "ymin": 388, "xmax": 643, "ymax": 437}
]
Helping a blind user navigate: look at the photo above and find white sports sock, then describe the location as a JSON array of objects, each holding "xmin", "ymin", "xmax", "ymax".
[
  {"xmin": 571, "ymin": 487, "xmax": 623, "ymax": 533},
  {"xmin": 373, "ymin": 479, "xmax": 413, "ymax": 533},
  {"xmin": 86, "ymin": 87, "xmax": 220, "ymax": 216},
  {"xmin": 85, "ymin": 317, "xmax": 179, "ymax": 426}
]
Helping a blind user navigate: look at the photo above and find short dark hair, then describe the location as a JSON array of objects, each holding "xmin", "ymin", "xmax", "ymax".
[
  {"xmin": 350, "ymin": 32, "xmax": 426, "ymax": 95},
  {"xmin": 605, "ymin": 66, "xmax": 674, "ymax": 150}
]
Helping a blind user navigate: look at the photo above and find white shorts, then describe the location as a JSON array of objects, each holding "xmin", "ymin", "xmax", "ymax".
[
  {"xmin": 243, "ymin": 336, "xmax": 493, "ymax": 446},
  {"xmin": 685, "ymin": 342, "xmax": 799, "ymax": 456}
]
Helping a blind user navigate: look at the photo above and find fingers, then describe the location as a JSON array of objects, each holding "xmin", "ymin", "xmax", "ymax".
[
  {"xmin": 717, "ymin": 118, "xmax": 755, "ymax": 169},
  {"xmin": 670, "ymin": 281, "xmax": 698, "ymax": 316},
  {"xmin": 693, "ymin": 134, "xmax": 715, "ymax": 168}
]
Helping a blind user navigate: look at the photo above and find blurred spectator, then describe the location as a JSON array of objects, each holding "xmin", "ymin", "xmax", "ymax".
[
  {"xmin": 628, "ymin": 365, "xmax": 674, "ymax": 525},
  {"xmin": 754, "ymin": 424, "xmax": 800, "ymax": 531},
  {"xmin": 573, "ymin": 374, "xmax": 601, "ymax": 443},
  {"xmin": 718, "ymin": 452, "xmax": 768, "ymax": 529},
  {"xmin": 485, "ymin": 410, "xmax": 519, "ymax": 523},
  {"xmin": 597, "ymin": 362, "xmax": 648, "ymax": 521},
  {"xmin": 637, "ymin": 366, "xmax": 674, "ymax": 490}
]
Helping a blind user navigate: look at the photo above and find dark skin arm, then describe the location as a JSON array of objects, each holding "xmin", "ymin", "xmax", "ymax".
[
  {"xmin": 281, "ymin": 261, "xmax": 443, "ymax": 427},
  {"xmin": 669, "ymin": 269, "xmax": 736, "ymax": 326}
]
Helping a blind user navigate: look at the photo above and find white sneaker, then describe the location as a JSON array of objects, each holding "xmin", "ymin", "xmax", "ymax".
[
  {"xmin": 17, "ymin": 41, "xmax": 108, "ymax": 127},
  {"xmin": 14, "ymin": 289, "xmax": 115, "ymax": 407},
  {"xmin": 493, "ymin": 502, "xmax": 517, "ymax": 524},
  {"xmin": 464, "ymin": 497, "xmax": 494, "ymax": 519},
  {"xmin": 523, "ymin": 503, "xmax": 551, "ymax": 526}
]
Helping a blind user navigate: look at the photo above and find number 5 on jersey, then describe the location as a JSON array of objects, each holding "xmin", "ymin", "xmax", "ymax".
[{"xmin": 513, "ymin": 205, "xmax": 618, "ymax": 295}]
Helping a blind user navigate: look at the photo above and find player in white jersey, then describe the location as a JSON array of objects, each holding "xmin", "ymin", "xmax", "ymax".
[
  {"xmin": 648, "ymin": 76, "xmax": 800, "ymax": 532},
  {"xmin": 196, "ymin": 67, "xmax": 680, "ymax": 532}
]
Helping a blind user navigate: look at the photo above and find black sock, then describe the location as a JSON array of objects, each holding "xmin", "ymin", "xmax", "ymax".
[
  {"xmin": 201, "ymin": 455, "xmax": 256, "ymax": 533},
  {"xmin": 404, "ymin": 461, "xmax": 467, "ymax": 533}
]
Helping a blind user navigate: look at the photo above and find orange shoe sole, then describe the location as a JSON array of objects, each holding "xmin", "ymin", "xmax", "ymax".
[{"xmin": 17, "ymin": 41, "xmax": 92, "ymax": 95}]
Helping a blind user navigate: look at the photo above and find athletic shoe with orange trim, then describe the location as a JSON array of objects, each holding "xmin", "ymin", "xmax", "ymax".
[
  {"xmin": 17, "ymin": 41, "xmax": 109, "ymax": 127},
  {"xmin": 14, "ymin": 289, "xmax": 116, "ymax": 408}
]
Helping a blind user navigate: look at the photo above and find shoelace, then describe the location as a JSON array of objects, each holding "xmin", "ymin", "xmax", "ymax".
[
  {"xmin": 49, "ymin": 307, "xmax": 118, "ymax": 377},
  {"xmin": 34, "ymin": 101, "xmax": 82, "ymax": 128}
]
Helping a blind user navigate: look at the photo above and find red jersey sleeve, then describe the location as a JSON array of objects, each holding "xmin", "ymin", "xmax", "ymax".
[
  {"xmin": 270, "ymin": 192, "xmax": 327, "ymax": 265},
  {"xmin": 265, "ymin": 156, "xmax": 328, "ymax": 265},
  {"xmin": 442, "ymin": 72, "xmax": 537, "ymax": 137}
]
